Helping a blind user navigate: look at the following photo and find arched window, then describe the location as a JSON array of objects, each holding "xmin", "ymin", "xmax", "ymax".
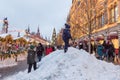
[
  {"xmin": 102, "ymin": 13, "xmax": 105, "ymax": 26},
  {"xmin": 115, "ymin": 5, "xmax": 118, "ymax": 22},
  {"xmin": 109, "ymin": 4, "xmax": 118, "ymax": 23}
]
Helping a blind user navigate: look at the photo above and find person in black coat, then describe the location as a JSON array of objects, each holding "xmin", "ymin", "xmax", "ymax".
[
  {"xmin": 79, "ymin": 42, "xmax": 83, "ymax": 49},
  {"xmin": 62, "ymin": 23, "xmax": 72, "ymax": 53},
  {"xmin": 107, "ymin": 41, "xmax": 115, "ymax": 61},
  {"xmin": 27, "ymin": 45, "xmax": 37, "ymax": 73},
  {"xmin": 36, "ymin": 43, "xmax": 44, "ymax": 61}
]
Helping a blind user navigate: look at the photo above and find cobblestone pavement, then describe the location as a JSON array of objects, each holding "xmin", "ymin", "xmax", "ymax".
[{"xmin": 0, "ymin": 59, "xmax": 28, "ymax": 80}]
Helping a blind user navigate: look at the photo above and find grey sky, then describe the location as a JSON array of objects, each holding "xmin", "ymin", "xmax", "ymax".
[{"xmin": 0, "ymin": 0, "xmax": 72, "ymax": 39}]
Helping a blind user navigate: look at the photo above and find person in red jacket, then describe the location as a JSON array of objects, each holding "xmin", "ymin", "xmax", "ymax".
[{"xmin": 45, "ymin": 45, "xmax": 53, "ymax": 55}]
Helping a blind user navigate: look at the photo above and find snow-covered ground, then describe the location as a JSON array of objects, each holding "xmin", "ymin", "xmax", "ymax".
[
  {"xmin": 4, "ymin": 47, "xmax": 120, "ymax": 80},
  {"xmin": 0, "ymin": 54, "xmax": 27, "ymax": 68},
  {"xmin": 0, "ymin": 30, "xmax": 25, "ymax": 40},
  {"xmin": 0, "ymin": 58, "xmax": 17, "ymax": 68}
]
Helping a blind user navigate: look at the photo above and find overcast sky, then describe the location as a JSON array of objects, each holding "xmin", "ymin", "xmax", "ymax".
[{"xmin": 0, "ymin": 0, "xmax": 72, "ymax": 39}]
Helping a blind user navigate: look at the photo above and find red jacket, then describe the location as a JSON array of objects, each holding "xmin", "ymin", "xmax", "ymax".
[{"xmin": 45, "ymin": 48, "xmax": 53, "ymax": 55}]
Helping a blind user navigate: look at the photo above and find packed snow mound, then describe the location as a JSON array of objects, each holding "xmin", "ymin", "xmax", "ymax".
[{"xmin": 4, "ymin": 47, "xmax": 120, "ymax": 80}]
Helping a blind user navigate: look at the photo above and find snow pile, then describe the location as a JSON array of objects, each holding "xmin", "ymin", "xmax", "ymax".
[{"xmin": 4, "ymin": 47, "xmax": 120, "ymax": 80}]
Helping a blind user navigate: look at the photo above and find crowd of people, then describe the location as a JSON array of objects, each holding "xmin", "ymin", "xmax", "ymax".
[
  {"xmin": 27, "ymin": 39, "xmax": 120, "ymax": 73},
  {"xmin": 27, "ymin": 23, "xmax": 120, "ymax": 73},
  {"xmin": 73, "ymin": 40, "xmax": 120, "ymax": 64},
  {"xmin": 27, "ymin": 43, "xmax": 56, "ymax": 73}
]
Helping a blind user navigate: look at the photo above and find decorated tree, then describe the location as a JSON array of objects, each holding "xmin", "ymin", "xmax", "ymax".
[{"xmin": 51, "ymin": 28, "xmax": 57, "ymax": 46}]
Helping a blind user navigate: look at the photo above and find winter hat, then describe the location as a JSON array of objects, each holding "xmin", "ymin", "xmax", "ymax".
[
  {"xmin": 30, "ymin": 45, "xmax": 35, "ymax": 49},
  {"xmin": 65, "ymin": 23, "xmax": 70, "ymax": 28}
]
